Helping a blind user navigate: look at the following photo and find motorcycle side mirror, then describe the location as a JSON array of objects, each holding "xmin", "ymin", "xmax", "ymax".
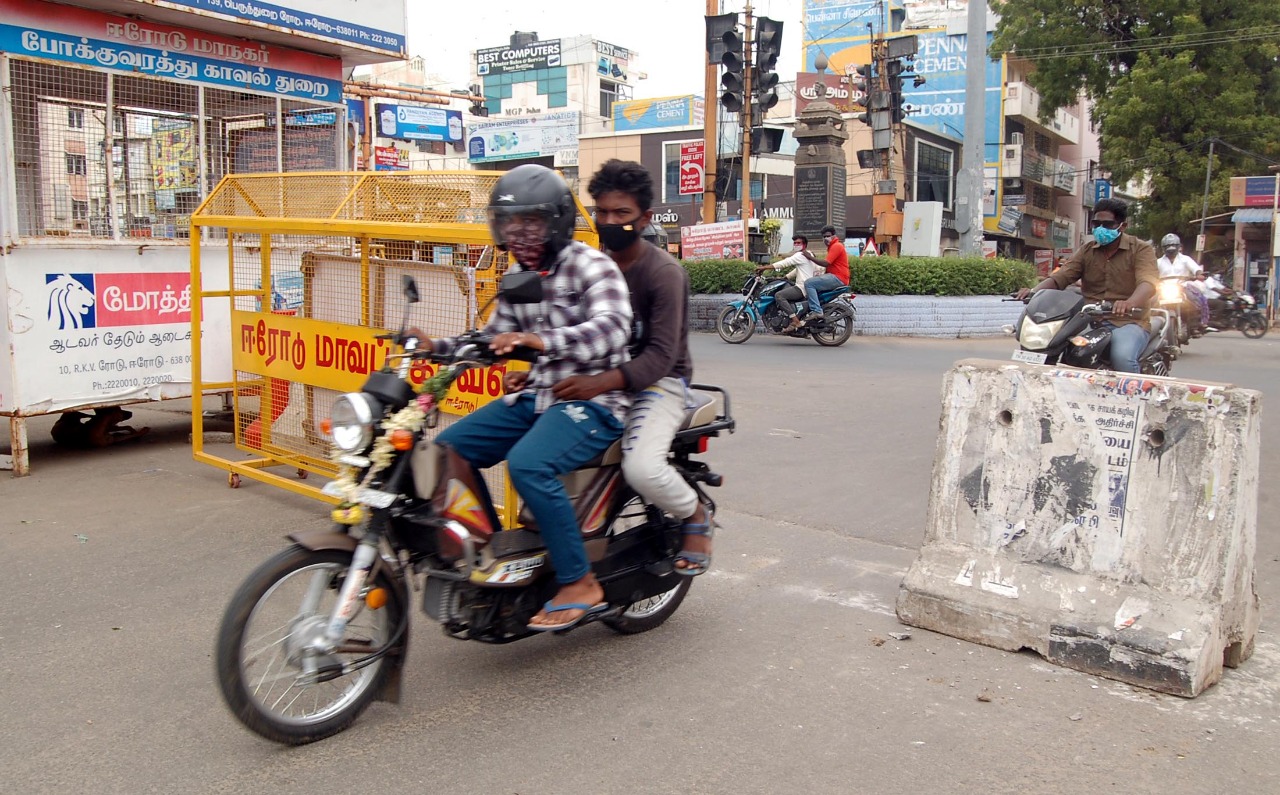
[
  {"xmin": 402, "ymin": 275, "xmax": 420, "ymax": 304},
  {"xmin": 500, "ymin": 270, "xmax": 544, "ymax": 304}
]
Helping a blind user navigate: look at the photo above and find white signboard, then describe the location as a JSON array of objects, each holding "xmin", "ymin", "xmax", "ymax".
[
  {"xmin": 466, "ymin": 111, "xmax": 579, "ymax": 163},
  {"xmin": 1, "ymin": 248, "xmax": 232, "ymax": 413},
  {"xmin": 901, "ymin": 201, "xmax": 943, "ymax": 257}
]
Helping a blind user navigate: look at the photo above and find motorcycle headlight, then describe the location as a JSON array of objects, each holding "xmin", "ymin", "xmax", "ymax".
[
  {"xmin": 329, "ymin": 393, "xmax": 379, "ymax": 453},
  {"xmin": 1157, "ymin": 280, "xmax": 1183, "ymax": 304},
  {"xmin": 1019, "ymin": 317, "xmax": 1064, "ymax": 350}
]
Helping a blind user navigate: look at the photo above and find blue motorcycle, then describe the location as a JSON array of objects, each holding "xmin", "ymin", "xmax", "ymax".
[{"xmin": 715, "ymin": 273, "xmax": 855, "ymax": 346}]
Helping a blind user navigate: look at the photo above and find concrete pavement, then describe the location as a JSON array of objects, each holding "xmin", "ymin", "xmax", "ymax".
[{"xmin": 2, "ymin": 333, "xmax": 1278, "ymax": 793}]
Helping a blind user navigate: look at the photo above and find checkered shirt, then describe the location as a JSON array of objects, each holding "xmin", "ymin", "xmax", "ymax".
[{"xmin": 436, "ymin": 241, "xmax": 633, "ymax": 423}]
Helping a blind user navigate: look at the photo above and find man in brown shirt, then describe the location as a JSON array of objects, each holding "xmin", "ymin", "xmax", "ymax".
[{"xmin": 1016, "ymin": 198, "xmax": 1158, "ymax": 373}]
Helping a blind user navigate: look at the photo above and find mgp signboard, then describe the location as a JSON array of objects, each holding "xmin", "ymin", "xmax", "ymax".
[{"xmin": 679, "ymin": 141, "xmax": 705, "ymax": 196}]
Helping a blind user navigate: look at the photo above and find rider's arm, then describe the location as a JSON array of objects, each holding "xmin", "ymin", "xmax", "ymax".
[
  {"xmin": 1047, "ymin": 248, "xmax": 1086, "ymax": 289},
  {"xmin": 536, "ymin": 249, "xmax": 633, "ymax": 364},
  {"xmin": 1119, "ymin": 242, "xmax": 1160, "ymax": 311}
]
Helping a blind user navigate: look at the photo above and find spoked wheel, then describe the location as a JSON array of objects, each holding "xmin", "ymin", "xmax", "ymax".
[
  {"xmin": 216, "ymin": 546, "xmax": 404, "ymax": 745},
  {"xmin": 811, "ymin": 304, "xmax": 855, "ymax": 347},
  {"xmin": 1141, "ymin": 355, "xmax": 1172, "ymax": 377},
  {"xmin": 1242, "ymin": 314, "xmax": 1268, "ymax": 339},
  {"xmin": 602, "ymin": 496, "xmax": 693, "ymax": 635},
  {"xmin": 716, "ymin": 305, "xmax": 755, "ymax": 344}
]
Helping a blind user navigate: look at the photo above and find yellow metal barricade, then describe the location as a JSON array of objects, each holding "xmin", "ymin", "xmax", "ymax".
[{"xmin": 189, "ymin": 170, "xmax": 596, "ymax": 522}]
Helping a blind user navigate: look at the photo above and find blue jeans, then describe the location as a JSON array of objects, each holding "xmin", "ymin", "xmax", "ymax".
[
  {"xmin": 1104, "ymin": 322, "xmax": 1149, "ymax": 374},
  {"xmin": 435, "ymin": 393, "xmax": 623, "ymax": 584},
  {"xmin": 804, "ymin": 274, "xmax": 846, "ymax": 314}
]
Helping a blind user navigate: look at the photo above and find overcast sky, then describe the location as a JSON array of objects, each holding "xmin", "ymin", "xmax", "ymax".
[{"xmin": 406, "ymin": 0, "xmax": 805, "ymax": 99}]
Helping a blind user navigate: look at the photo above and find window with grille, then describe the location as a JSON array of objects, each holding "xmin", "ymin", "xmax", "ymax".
[
  {"xmin": 600, "ymin": 81, "xmax": 620, "ymax": 119},
  {"xmin": 67, "ymin": 107, "xmax": 84, "ymax": 129},
  {"xmin": 65, "ymin": 154, "xmax": 87, "ymax": 176}
]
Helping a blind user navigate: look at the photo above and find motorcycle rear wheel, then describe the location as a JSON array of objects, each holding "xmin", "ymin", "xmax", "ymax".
[
  {"xmin": 1242, "ymin": 314, "xmax": 1268, "ymax": 339},
  {"xmin": 216, "ymin": 546, "xmax": 403, "ymax": 745},
  {"xmin": 811, "ymin": 304, "xmax": 855, "ymax": 347},
  {"xmin": 603, "ymin": 578, "xmax": 692, "ymax": 635},
  {"xmin": 716, "ymin": 305, "xmax": 755, "ymax": 344}
]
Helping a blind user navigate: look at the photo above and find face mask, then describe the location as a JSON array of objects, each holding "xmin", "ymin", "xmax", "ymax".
[
  {"xmin": 793, "ymin": 243, "xmax": 804, "ymax": 252},
  {"xmin": 598, "ymin": 222, "xmax": 640, "ymax": 252},
  {"xmin": 1093, "ymin": 226, "xmax": 1121, "ymax": 246}
]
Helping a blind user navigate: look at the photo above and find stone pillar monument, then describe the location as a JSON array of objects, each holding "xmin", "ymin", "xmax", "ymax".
[{"xmin": 792, "ymin": 54, "xmax": 850, "ymax": 243}]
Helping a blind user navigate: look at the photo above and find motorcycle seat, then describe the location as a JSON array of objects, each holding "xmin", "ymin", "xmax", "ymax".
[{"xmin": 680, "ymin": 389, "xmax": 725, "ymax": 430}]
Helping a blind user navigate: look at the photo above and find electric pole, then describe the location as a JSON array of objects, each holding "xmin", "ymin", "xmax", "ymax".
[{"xmin": 702, "ymin": 0, "xmax": 719, "ymax": 224}]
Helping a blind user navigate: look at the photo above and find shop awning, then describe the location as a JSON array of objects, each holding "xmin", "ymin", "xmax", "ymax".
[{"xmin": 1231, "ymin": 208, "xmax": 1275, "ymax": 224}]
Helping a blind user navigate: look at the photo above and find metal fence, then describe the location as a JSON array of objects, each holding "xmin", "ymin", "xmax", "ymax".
[{"xmin": 5, "ymin": 57, "xmax": 344, "ymax": 242}]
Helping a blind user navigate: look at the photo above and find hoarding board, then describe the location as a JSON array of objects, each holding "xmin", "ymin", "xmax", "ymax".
[
  {"xmin": 120, "ymin": 0, "xmax": 406, "ymax": 56},
  {"xmin": 680, "ymin": 221, "xmax": 745, "ymax": 262},
  {"xmin": 0, "ymin": 0, "xmax": 342, "ymax": 100},
  {"xmin": 466, "ymin": 111, "xmax": 579, "ymax": 163},
  {"xmin": 375, "ymin": 103, "xmax": 464, "ymax": 142},
  {"xmin": 476, "ymin": 38, "xmax": 562, "ymax": 75},
  {"xmin": 795, "ymin": 72, "xmax": 861, "ymax": 114},
  {"xmin": 612, "ymin": 95, "xmax": 704, "ymax": 132}
]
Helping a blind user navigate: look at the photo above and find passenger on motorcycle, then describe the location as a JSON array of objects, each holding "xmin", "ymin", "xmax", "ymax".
[
  {"xmin": 422, "ymin": 164, "xmax": 634, "ymax": 632},
  {"xmin": 802, "ymin": 225, "xmax": 850, "ymax": 323},
  {"xmin": 1156, "ymin": 233, "xmax": 1209, "ymax": 331},
  {"xmin": 756, "ymin": 235, "xmax": 826, "ymax": 331},
  {"xmin": 545, "ymin": 159, "xmax": 713, "ymax": 575},
  {"xmin": 1015, "ymin": 198, "xmax": 1159, "ymax": 373}
]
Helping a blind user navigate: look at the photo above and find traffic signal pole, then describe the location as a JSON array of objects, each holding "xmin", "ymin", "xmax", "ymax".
[
  {"xmin": 741, "ymin": 4, "xmax": 754, "ymax": 248},
  {"xmin": 702, "ymin": 0, "xmax": 719, "ymax": 224}
]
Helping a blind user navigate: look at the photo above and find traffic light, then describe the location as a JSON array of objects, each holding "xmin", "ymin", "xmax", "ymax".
[
  {"xmin": 467, "ymin": 83, "xmax": 488, "ymax": 117},
  {"xmin": 753, "ymin": 67, "xmax": 780, "ymax": 114},
  {"xmin": 887, "ymin": 60, "xmax": 906, "ymax": 123},
  {"xmin": 849, "ymin": 63, "xmax": 873, "ymax": 105},
  {"xmin": 754, "ymin": 17, "xmax": 783, "ymax": 115},
  {"xmin": 719, "ymin": 24, "xmax": 746, "ymax": 113},
  {"xmin": 705, "ymin": 13, "xmax": 738, "ymax": 66},
  {"xmin": 751, "ymin": 126, "xmax": 784, "ymax": 155}
]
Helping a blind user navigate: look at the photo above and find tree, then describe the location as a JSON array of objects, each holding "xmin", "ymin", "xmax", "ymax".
[{"xmin": 991, "ymin": 0, "xmax": 1280, "ymax": 239}]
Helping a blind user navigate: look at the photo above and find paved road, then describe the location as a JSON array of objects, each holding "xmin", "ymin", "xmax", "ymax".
[{"xmin": 3, "ymin": 332, "xmax": 1278, "ymax": 793}]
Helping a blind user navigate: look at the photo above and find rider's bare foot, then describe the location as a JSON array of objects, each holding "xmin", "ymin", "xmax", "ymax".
[
  {"xmin": 528, "ymin": 573, "xmax": 605, "ymax": 628},
  {"xmin": 675, "ymin": 503, "xmax": 713, "ymax": 571}
]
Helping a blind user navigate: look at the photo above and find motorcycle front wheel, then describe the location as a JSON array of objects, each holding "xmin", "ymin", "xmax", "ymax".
[
  {"xmin": 716, "ymin": 305, "xmax": 755, "ymax": 344},
  {"xmin": 812, "ymin": 304, "xmax": 855, "ymax": 347},
  {"xmin": 1242, "ymin": 314, "xmax": 1268, "ymax": 339},
  {"xmin": 216, "ymin": 546, "xmax": 404, "ymax": 745}
]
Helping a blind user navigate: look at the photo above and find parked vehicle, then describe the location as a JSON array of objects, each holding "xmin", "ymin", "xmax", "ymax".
[
  {"xmin": 1007, "ymin": 290, "xmax": 1176, "ymax": 376},
  {"xmin": 715, "ymin": 272, "xmax": 855, "ymax": 347},
  {"xmin": 215, "ymin": 273, "xmax": 735, "ymax": 745}
]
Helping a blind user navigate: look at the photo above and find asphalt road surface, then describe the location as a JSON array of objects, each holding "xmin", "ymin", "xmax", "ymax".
[{"xmin": 3, "ymin": 331, "xmax": 1278, "ymax": 793}]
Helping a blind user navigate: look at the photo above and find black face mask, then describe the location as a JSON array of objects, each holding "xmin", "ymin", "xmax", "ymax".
[{"xmin": 598, "ymin": 222, "xmax": 641, "ymax": 252}]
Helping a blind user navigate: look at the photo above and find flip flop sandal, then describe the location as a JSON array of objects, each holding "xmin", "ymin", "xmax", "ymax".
[
  {"xmin": 527, "ymin": 600, "xmax": 610, "ymax": 632},
  {"xmin": 674, "ymin": 509, "xmax": 715, "ymax": 577}
]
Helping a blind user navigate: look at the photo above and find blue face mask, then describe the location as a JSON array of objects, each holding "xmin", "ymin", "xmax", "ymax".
[{"xmin": 1093, "ymin": 226, "xmax": 1121, "ymax": 246}]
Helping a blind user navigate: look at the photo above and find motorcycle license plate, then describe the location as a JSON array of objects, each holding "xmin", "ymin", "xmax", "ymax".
[
  {"xmin": 321, "ymin": 480, "xmax": 397, "ymax": 508},
  {"xmin": 1011, "ymin": 349, "xmax": 1047, "ymax": 365}
]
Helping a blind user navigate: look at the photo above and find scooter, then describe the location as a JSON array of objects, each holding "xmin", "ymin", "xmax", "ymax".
[
  {"xmin": 1007, "ymin": 289, "xmax": 1176, "ymax": 376},
  {"xmin": 215, "ymin": 272, "xmax": 735, "ymax": 745},
  {"xmin": 715, "ymin": 272, "xmax": 855, "ymax": 347}
]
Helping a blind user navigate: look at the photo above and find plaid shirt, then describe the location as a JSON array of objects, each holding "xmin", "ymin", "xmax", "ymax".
[{"xmin": 435, "ymin": 241, "xmax": 633, "ymax": 423}]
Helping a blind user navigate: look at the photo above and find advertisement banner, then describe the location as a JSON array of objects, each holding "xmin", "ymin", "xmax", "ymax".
[
  {"xmin": 678, "ymin": 141, "xmax": 705, "ymax": 196},
  {"xmin": 231, "ymin": 311, "xmax": 507, "ymax": 416},
  {"xmin": 0, "ymin": 0, "xmax": 343, "ymax": 101},
  {"xmin": 476, "ymin": 38, "xmax": 562, "ymax": 75},
  {"xmin": 467, "ymin": 111, "xmax": 579, "ymax": 163},
  {"xmin": 794, "ymin": 72, "xmax": 861, "ymax": 114},
  {"xmin": 1229, "ymin": 176, "xmax": 1280, "ymax": 208},
  {"xmin": 1034, "ymin": 249, "xmax": 1053, "ymax": 277},
  {"xmin": 4, "ymin": 253, "xmax": 232, "ymax": 412},
  {"xmin": 375, "ymin": 103, "xmax": 464, "ymax": 142},
  {"xmin": 118, "ymin": 0, "xmax": 406, "ymax": 56},
  {"xmin": 680, "ymin": 221, "xmax": 745, "ymax": 262},
  {"xmin": 151, "ymin": 120, "xmax": 198, "ymax": 192},
  {"xmin": 612, "ymin": 95, "xmax": 702, "ymax": 132},
  {"xmin": 374, "ymin": 145, "xmax": 408, "ymax": 171}
]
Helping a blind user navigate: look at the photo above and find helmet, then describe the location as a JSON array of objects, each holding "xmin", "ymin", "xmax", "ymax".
[
  {"xmin": 1161, "ymin": 233, "xmax": 1181, "ymax": 249},
  {"xmin": 487, "ymin": 164, "xmax": 577, "ymax": 267}
]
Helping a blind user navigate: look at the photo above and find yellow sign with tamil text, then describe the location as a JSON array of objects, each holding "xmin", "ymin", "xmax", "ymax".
[{"xmin": 231, "ymin": 310, "xmax": 517, "ymax": 415}]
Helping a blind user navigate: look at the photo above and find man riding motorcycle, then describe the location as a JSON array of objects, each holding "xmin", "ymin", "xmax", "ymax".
[
  {"xmin": 1156, "ymin": 233, "xmax": 1210, "ymax": 334},
  {"xmin": 420, "ymin": 164, "xmax": 634, "ymax": 632}
]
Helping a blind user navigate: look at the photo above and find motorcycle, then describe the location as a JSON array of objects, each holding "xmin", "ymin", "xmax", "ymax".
[
  {"xmin": 1156, "ymin": 277, "xmax": 1197, "ymax": 347},
  {"xmin": 715, "ymin": 272, "xmax": 855, "ymax": 346},
  {"xmin": 1205, "ymin": 290, "xmax": 1268, "ymax": 339},
  {"xmin": 215, "ymin": 273, "xmax": 735, "ymax": 745},
  {"xmin": 1007, "ymin": 289, "xmax": 1176, "ymax": 376}
]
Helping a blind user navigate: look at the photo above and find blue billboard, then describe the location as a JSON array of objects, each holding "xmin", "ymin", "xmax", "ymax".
[
  {"xmin": 374, "ymin": 103, "xmax": 464, "ymax": 143},
  {"xmin": 612, "ymin": 95, "xmax": 705, "ymax": 133}
]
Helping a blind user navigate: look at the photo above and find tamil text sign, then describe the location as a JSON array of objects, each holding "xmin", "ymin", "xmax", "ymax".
[
  {"xmin": 679, "ymin": 141, "xmax": 705, "ymax": 196},
  {"xmin": 794, "ymin": 72, "xmax": 861, "ymax": 114},
  {"xmin": 680, "ymin": 221, "xmax": 745, "ymax": 262}
]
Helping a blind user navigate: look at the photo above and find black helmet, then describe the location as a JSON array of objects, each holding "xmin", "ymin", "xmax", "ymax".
[{"xmin": 487, "ymin": 164, "xmax": 577, "ymax": 265}]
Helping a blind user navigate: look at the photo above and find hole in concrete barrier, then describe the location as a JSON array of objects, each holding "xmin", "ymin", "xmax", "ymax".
[
  {"xmin": 1146, "ymin": 428, "xmax": 1166, "ymax": 449},
  {"xmin": 996, "ymin": 410, "xmax": 1014, "ymax": 427}
]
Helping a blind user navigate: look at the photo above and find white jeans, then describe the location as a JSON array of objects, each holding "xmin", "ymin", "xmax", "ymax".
[{"xmin": 621, "ymin": 376, "xmax": 699, "ymax": 520}]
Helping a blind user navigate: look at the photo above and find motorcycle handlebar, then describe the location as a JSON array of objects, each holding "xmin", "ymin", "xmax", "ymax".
[{"xmin": 411, "ymin": 333, "xmax": 541, "ymax": 366}]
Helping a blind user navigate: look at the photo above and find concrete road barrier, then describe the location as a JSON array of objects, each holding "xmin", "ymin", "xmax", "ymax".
[{"xmin": 896, "ymin": 359, "xmax": 1261, "ymax": 697}]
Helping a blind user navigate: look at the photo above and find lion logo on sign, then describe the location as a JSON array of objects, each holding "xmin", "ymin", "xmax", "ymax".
[{"xmin": 47, "ymin": 273, "xmax": 95, "ymax": 330}]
